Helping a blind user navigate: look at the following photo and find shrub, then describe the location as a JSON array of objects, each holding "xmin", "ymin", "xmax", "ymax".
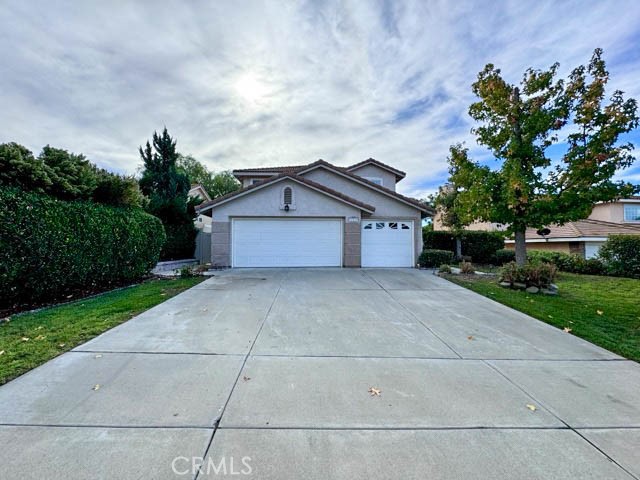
[
  {"xmin": 599, "ymin": 235, "xmax": 640, "ymax": 278},
  {"xmin": 527, "ymin": 250, "xmax": 605, "ymax": 275},
  {"xmin": 493, "ymin": 249, "xmax": 516, "ymax": 265},
  {"xmin": 162, "ymin": 222, "xmax": 197, "ymax": 260},
  {"xmin": 438, "ymin": 264, "xmax": 452, "ymax": 274},
  {"xmin": 423, "ymin": 230, "xmax": 505, "ymax": 263},
  {"xmin": 0, "ymin": 187, "xmax": 165, "ymax": 310},
  {"xmin": 499, "ymin": 261, "xmax": 557, "ymax": 288},
  {"xmin": 418, "ymin": 249, "xmax": 454, "ymax": 268},
  {"xmin": 179, "ymin": 265, "xmax": 196, "ymax": 278},
  {"xmin": 460, "ymin": 261, "xmax": 475, "ymax": 274}
]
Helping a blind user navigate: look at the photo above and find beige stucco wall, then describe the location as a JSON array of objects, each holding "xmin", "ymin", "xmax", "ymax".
[
  {"xmin": 588, "ymin": 202, "xmax": 624, "ymax": 223},
  {"xmin": 348, "ymin": 164, "xmax": 397, "ymax": 191},
  {"xmin": 303, "ymin": 168, "xmax": 423, "ymax": 258},
  {"xmin": 211, "ymin": 179, "xmax": 361, "ymax": 221}
]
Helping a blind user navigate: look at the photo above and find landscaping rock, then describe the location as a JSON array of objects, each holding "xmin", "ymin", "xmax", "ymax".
[
  {"xmin": 549, "ymin": 283, "xmax": 559, "ymax": 292},
  {"xmin": 525, "ymin": 286, "xmax": 540, "ymax": 294},
  {"xmin": 513, "ymin": 282, "xmax": 527, "ymax": 290},
  {"xmin": 499, "ymin": 281, "xmax": 511, "ymax": 288},
  {"xmin": 541, "ymin": 288, "xmax": 558, "ymax": 296}
]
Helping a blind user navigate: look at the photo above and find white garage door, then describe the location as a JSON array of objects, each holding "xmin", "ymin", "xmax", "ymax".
[
  {"xmin": 232, "ymin": 219, "xmax": 342, "ymax": 267},
  {"xmin": 362, "ymin": 220, "xmax": 414, "ymax": 267}
]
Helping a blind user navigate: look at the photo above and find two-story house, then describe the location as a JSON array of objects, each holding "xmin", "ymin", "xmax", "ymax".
[{"xmin": 196, "ymin": 158, "xmax": 433, "ymax": 267}]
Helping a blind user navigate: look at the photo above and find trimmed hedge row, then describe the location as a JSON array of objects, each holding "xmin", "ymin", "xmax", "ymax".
[
  {"xmin": 527, "ymin": 251, "xmax": 605, "ymax": 275},
  {"xmin": 423, "ymin": 230, "xmax": 505, "ymax": 264},
  {"xmin": 0, "ymin": 187, "xmax": 165, "ymax": 310},
  {"xmin": 418, "ymin": 249, "xmax": 454, "ymax": 268}
]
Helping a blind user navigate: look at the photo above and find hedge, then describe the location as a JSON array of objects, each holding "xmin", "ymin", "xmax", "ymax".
[
  {"xmin": 527, "ymin": 251, "xmax": 605, "ymax": 275},
  {"xmin": 423, "ymin": 230, "xmax": 505, "ymax": 263},
  {"xmin": 598, "ymin": 235, "xmax": 640, "ymax": 278},
  {"xmin": 0, "ymin": 187, "xmax": 165, "ymax": 310},
  {"xmin": 161, "ymin": 222, "xmax": 197, "ymax": 260},
  {"xmin": 418, "ymin": 249, "xmax": 454, "ymax": 268}
]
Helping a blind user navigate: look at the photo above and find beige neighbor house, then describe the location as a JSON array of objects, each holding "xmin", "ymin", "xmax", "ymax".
[
  {"xmin": 433, "ymin": 197, "xmax": 640, "ymax": 259},
  {"xmin": 188, "ymin": 184, "xmax": 212, "ymax": 232},
  {"xmin": 195, "ymin": 158, "xmax": 433, "ymax": 268}
]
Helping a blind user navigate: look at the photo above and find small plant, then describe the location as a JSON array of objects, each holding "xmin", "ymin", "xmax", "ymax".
[
  {"xmin": 438, "ymin": 264, "xmax": 452, "ymax": 274},
  {"xmin": 179, "ymin": 265, "xmax": 196, "ymax": 278},
  {"xmin": 460, "ymin": 261, "xmax": 475, "ymax": 274},
  {"xmin": 418, "ymin": 249, "xmax": 454, "ymax": 268}
]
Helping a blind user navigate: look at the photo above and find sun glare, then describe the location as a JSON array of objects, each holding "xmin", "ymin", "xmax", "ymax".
[{"xmin": 235, "ymin": 73, "xmax": 268, "ymax": 103}]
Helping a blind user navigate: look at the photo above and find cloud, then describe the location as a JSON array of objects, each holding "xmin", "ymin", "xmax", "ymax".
[{"xmin": 1, "ymin": 0, "xmax": 639, "ymax": 197}]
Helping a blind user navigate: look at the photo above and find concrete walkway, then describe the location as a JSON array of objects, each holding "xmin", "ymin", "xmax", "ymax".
[{"xmin": 0, "ymin": 269, "xmax": 638, "ymax": 479}]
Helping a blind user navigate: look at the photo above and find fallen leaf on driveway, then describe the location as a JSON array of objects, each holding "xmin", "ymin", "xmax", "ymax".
[
  {"xmin": 563, "ymin": 327, "xmax": 572, "ymax": 333},
  {"xmin": 467, "ymin": 335, "xmax": 474, "ymax": 341},
  {"xmin": 526, "ymin": 404, "xmax": 537, "ymax": 411},
  {"xmin": 368, "ymin": 387, "xmax": 381, "ymax": 396},
  {"xmin": 92, "ymin": 384, "xmax": 101, "ymax": 391},
  {"xmin": 242, "ymin": 376, "xmax": 251, "ymax": 382},
  {"xmin": 95, "ymin": 354, "xmax": 102, "ymax": 359}
]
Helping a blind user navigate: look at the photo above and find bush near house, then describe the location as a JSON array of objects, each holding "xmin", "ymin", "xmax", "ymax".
[
  {"xmin": 418, "ymin": 249, "xmax": 454, "ymax": 268},
  {"xmin": 527, "ymin": 251, "xmax": 605, "ymax": 275},
  {"xmin": 423, "ymin": 230, "xmax": 505, "ymax": 264},
  {"xmin": 0, "ymin": 187, "xmax": 165, "ymax": 312},
  {"xmin": 493, "ymin": 249, "xmax": 516, "ymax": 265},
  {"xmin": 499, "ymin": 261, "xmax": 557, "ymax": 289},
  {"xmin": 598, "ymin": 235, "xmax": 640, "ymax": 278}
]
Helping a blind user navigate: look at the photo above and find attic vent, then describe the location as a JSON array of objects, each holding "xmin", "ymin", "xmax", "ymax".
[{"xmin": 283, "ymin": 187, "xmax": 293, "ymax": 205}]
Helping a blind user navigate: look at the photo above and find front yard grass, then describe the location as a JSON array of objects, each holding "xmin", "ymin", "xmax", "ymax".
[
  {"xmin": 0, "ymin": 277, "xmax": 204, "ymax": 385},
  {"xmin": 444, "ymin": 272, "xmax": 640, "ymax": 361}
]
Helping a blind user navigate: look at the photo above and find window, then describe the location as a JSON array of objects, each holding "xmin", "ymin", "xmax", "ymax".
[
  {"xmin": 401, "ymin": 223, "xmax": 410, "ymax": 230},
  {"xmin": 624, "ymin": 204, "xmax": 640, "ymax": 222},
  {"xmin": 389, "ymin": 222, "xmax": 398, "ymax": 229},
  {"xmin": 376, "ymin": 222, "xmax": 384, "ymax": 229},
  {"xmin": 283, "ymin": 187, "xmax": 293, "ymax": 204},
  {"xmin": 364, "ymin": 223, "xmax": 373, "ymax": 229},
  {"xmin": 363, "ymin": 176, "xmax": 383, "ymax": 186},
  {"xmin": 251, "ymin": 179, "xmax": 262, "ymax": 185}
]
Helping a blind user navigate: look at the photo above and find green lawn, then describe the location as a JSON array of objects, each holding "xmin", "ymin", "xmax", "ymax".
[
  {"xmin": 0, "ymin": 277, "xmax": 204, "ymax": 385},
  {"xmin": 444, "ymin": 272, "xmax": 640, "ymax": 361}
]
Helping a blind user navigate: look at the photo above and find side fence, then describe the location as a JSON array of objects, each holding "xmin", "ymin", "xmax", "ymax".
[{"xmin": 194, "ymin": 230, "xmax": 212, "ymax": 264}]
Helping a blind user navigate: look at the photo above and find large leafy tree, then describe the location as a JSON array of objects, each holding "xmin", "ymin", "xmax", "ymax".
[
  {"xmin": 448, "ymin": 49, "xmax": 638, "ymax": 265},
  {"xmin": 434, "ymin": 181, "xmax": 468, "ymax": 258},
  {"xmin": 177, "ymin": 154, "xmax": 240, "ymax": 200},
  {"xmin": 139, "ymin": 128, "xmax": 196, "ymax": 259}
]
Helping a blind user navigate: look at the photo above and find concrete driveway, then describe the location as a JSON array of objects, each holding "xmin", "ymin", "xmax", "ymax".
[{"xmin": 0, "ymin": 269, "xmax": 638, "ymax": 479}]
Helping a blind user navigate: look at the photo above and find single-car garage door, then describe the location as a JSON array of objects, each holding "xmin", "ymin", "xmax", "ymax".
[
  {"xmin": 361, "ymin": 220, "xmax": 414, "ymax": 267},
  {"xmin": 232, "ymin": 218, "xmax": 342, "ymax": 267}
]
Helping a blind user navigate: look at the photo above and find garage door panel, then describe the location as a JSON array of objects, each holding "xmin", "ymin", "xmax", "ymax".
[
  {"xmin": 362, "ymin": 220, "xmax": 413, "ymax": 267},
  {"xmin": 233, "ymin": 219, "xmax": 342, "ymax": 267}
]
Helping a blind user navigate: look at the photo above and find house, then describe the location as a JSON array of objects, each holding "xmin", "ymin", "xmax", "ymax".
[
  {"xmin": 434, "ymin": 196, "xmax": 640, "ymax": 259},
  {"xmin": 195, "ymin": 158, "xmax": 433, "ymax": 267},
  {"xmin": 188, "ymin": 184, "xmax": 212, "ymax": 232},
  {"xmin": 503, "ymin": 198, "xmax": 640, "ymax": 258}
]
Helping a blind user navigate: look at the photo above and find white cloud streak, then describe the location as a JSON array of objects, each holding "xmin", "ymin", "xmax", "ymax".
[{"xmin": 1, "ymin": 0, "xmax": 639, "ymax": 198}]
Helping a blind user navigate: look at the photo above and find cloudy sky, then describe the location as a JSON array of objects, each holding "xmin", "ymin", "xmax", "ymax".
[{"xmin": 1, "ymin": 0, "xmax": 639, "ymax": 198}]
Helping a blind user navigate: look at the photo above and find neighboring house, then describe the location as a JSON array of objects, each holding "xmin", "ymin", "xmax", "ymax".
[
  {"xmin": 503, "ymin": 197, "xmax": 640, "ymax": 258},
  {"xmin": 434, "ymin": 196, "xmax": 640, "ymax": 259},
  {"xmin": 188, "ymin": 184, "xmax": 212, "ymax": 233},
  {"xmin": 196, "ymin": 158, "xmax": 433, "ymax": 268}
]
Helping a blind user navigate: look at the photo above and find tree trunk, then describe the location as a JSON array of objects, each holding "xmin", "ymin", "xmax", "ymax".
[
  {"xmin": 514, "ymin": 229, "xmax": 527, "ymax": 266},
  {"xmin": 455, "ymin": 237, "xmax": 462, "ymax": 259}
]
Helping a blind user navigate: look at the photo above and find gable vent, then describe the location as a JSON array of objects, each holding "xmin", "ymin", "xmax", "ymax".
[{"xmin": 283, "ymin": 187, "xmax": 293, "ymax": 205}]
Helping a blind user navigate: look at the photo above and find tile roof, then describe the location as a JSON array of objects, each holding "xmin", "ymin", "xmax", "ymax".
[
  {"xmin": 346, "ymin": 158, "xmax": 406, "ymax": 180},
  {"xmin": 196, "ymin": 173, "xmax": 376, "ymax": 213},
  {"xmin": 297, "ymin": 160, "xmax": 431, "ymax": 213},
  {"xmin": 228, "ymin": 158, "xmax": 432, "ymax": 214},
  {"xmin": 524, "ymin": 219, "xmax": 640, "ymax": 240}
]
